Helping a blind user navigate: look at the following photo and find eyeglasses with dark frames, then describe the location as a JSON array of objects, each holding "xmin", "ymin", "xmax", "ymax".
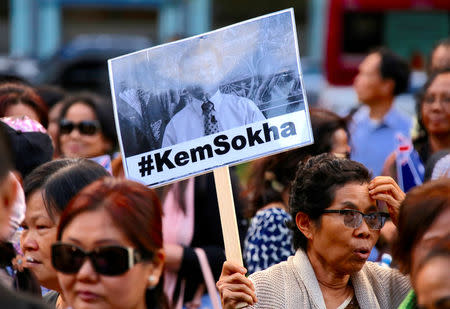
[{"xmin": 322, "ymin": 209, "xmax": 390, "ymax": 230}]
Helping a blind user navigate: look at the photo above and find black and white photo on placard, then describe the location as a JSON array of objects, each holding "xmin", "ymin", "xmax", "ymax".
[{"xmin": 109, "ymin": 8, "xmax": 313, "ymax": 186}]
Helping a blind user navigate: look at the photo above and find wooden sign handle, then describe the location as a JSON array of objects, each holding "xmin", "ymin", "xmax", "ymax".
[{"xmin": 213, "ymin": 166, "xmax": 248, "ymax": 309}]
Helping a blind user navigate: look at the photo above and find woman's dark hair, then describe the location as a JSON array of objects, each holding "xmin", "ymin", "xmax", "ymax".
[
  {"xmin": 0, "ymin": 83, "xmax": 49, "ymax": 127},
  {"xmin": 0, "ymin": 74, "xmax": 30, "ymax": 86},
  {"xmin": 392, "ymin": 178, "xmax": 450, "ymax": 274},
  {"xmin": 23, "ymin": 158, "xmax": 109, "ymax": 221},
  {"xmin": 58, "ymin": 92, "xmax": 118, "ymax": 153},
  {"xmin": 287, "ymin": 154, "xmax": 371, "ymax": 251},
  {"xmin": 244, "ymin": 108, "xmax": 348, "ymax": 217},
  {"xmin": 306, "ymin": 108, "xmax": 349, "ymax": 155},
  {"xmin": 413, "ymin": 67, "xmax": 450, "ymax": 163},
  {"xmin": 57, "ymin": 178, "xmax": 168, "ymax": 309},
  {"xmin": 35, "ymin": 85, "xmax": 67, "ymax": 109},
  {"xmin": 0, "ymin": 121, "xmax": 13, "ymax": 180}
]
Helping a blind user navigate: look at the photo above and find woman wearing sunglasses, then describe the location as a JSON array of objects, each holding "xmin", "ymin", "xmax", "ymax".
[
  {"xmin": 21, "ymin": 159, "xmax": 109, "ymax": 308},
  {"xmin": 58, "ymin": 93, "xmax": 117, "ymax": 162},
  {"xmin": 217, "ymin": 154, "xmax": 411, "ymax": 309},
  {"xmin": 52, "ymin": 177, "xmax": 167, "ymax": 309}
]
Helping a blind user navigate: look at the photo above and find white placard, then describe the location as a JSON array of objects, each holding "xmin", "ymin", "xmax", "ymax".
[{"xmin": 108, "ymin": 8, "xmax": 313, "ymax": 187}]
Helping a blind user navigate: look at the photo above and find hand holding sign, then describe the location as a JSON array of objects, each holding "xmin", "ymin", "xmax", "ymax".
[{"xmin": 217, "ymin": 261, "xmax": 257, "ymax": 308}]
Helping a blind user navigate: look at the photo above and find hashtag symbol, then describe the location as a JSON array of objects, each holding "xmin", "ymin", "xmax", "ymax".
[{"xmin": 138, "ymin": 155, "xmax": 154, "ymax": 177}]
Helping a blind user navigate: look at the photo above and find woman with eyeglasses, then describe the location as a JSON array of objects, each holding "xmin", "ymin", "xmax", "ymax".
[
  {"xmin": 20, "ymin": 159, "xmax": 109, "ymax": 308},
  {"xmin": 52, "ymin": 177, "xmax": 167, "ymax": 309},
  {"xmin": 243, "ymin": 108, "xmax": 351, "ymax": 275},
  {"xmin": 217, "ymin": 154, "xmax": 411, "ymax": 309},
  {"xmin": 57, "ymin": 93, "xmax": 117, "ymax": 166}
]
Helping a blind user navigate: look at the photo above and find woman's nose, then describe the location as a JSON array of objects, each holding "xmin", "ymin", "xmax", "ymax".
[
  {"xmin": 354, "ymin": 219, "xmax": 371, "ymax": 238},
  {"xmin": 69, "ymin": 127, "xmax": 82, "ymax": 138},
  {"xmin": 21, "ymin": 232, "xmax": 38, "ymax": 251},
  {"xmin": 76, "ymin": 258, "xmax": 99, "ymax": 283}
]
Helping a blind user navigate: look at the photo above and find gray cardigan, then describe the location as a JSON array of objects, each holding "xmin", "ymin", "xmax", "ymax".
[{"xmin": 248, "ymin": 250, "xmax": 411, "ymax": 309}]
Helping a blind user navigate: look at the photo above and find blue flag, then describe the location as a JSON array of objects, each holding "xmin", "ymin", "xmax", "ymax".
[{"xmin": 395, "ymin": 134, "xmax": 425, "ymax": 192}]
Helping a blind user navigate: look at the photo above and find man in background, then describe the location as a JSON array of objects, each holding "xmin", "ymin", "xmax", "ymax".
[{"xmin": 349, "ymin": 48, "xmax": 412, "ymax": 176}]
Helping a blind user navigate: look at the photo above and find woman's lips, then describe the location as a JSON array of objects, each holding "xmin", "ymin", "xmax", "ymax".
[
  {"xmin": 67, "ymin": 144, "xmax": 82, "ymax": 153},
  {"xmin": 24, "ymin": 256, "xmax": 42, "ymax": 267},
  {"xmin": 77, "ymin": 290, "xmax": 101, "ymax": 302},
  {"xmin": 353, "ymin": 248, "xmax": 371, "ymax": 260}
]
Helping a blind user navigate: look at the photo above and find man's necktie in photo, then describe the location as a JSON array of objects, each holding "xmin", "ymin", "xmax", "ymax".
[{"xmin": 202, "ymin": 100, "xmax": 220, "ymax": 135}]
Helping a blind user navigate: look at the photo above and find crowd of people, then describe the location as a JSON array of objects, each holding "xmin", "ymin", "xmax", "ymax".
[{"xmin": 0, "ymin": 37, "xmax": 449, "ymax": 309}]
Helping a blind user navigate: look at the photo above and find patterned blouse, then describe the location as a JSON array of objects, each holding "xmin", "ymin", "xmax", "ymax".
[{"xmin": 244, "ymin": 207, "xmax": 295, "ymax": 274}]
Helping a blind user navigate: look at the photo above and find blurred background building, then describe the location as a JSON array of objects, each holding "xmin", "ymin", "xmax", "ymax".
[{"xmin": 0, "ymin": 0, "xmax": 449, "ymax": 111}]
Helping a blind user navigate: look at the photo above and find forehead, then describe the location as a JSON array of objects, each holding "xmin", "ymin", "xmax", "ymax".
[
  {"xmin": 61, "ymin": 208, "xmax": 132, "ymax": 247},
  {"xmin": 65, "ymin": 102, "xmax": 96, "ymax": 120},
  {"xmin": 359, "ymin": 53, "xmax": 381, "ymax": 72},
  {"xmin": 422, "ymin": 207, "xmax": 450, "ymax": 242},
  {"xmin": 331, "ymin": 128, "xmax": 348, "ymax": 143},
  {"xmin": 432, "ymin": 45, "xmax": 450, "ymax": 61},
  {"xmin": 330, "ymin": 182, "xmax": 375, "ymax": 211},
  {"xmin": 25, "ymin": 190, "xmax": 52, "ymax": 220},
  {"xmin": 415, "ymin": 256, "xmax": 450, "ymax": 306},
  {"xmin": 427, "ymin": 73, "xmax": 450, "ymax": 93}
]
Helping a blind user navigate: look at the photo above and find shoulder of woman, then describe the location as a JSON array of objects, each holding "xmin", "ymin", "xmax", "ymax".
[
  {"xmin": 361, "ymin": 262, "xmax": 411, "ymax": 292},
  {"xmin": 248, "ymin": 257, "xmax": 306, "ymax": 307},
  {"xmin": 42, "ymin": 290, "xmax": 59, "ymax": 306},
  {"xmin": 248, "ymin": 265, "xmax": 287, "ymax": 308},
  {"xmin": 249, "ymin": 257, "xmax": 298, "ymax": 291},
  {"xmin": 249, "ymin": 259, "xmax": 290, "ymax": 283},
  {"xmin": 363, "ymin": 262, "xmax": 405, "ymax": 278}
]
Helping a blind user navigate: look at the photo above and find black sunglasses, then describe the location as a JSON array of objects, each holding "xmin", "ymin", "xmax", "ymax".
[
  {"xmin": 59, "ymin": 119, "xmax": 101, "ymax": 136},
  {"xmin": 322, "ymin": 209, "xmax": 390, "ymax": 230},
  {"xmin": 51, "ymin": 242, "xmax": 151, "ymax": 276}
]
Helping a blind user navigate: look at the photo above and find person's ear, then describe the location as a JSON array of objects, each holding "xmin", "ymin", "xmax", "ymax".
[
  {"xmin": 12, "ymin": 171, "xmax": 23, "ymax": 187},
  {"xmin": 295, "ymin": 211, "xmax": 314, "ymax": 241},
  {"xmin": 145, "ymin": 248, "xmax": 165, "ymax": 289},
  {"xmin": 0, "ymin": 172, "xmax": 18, "ymax": 239},
  {"xmin": 381, "ymin": 79, "xmax": 395, "ymax": 97}
]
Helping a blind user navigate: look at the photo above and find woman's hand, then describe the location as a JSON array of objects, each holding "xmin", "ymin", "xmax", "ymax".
[
  {"xmin": 368, "ymin": 176, "xmax": 405, "ymax": 226},
  {"xmin": 216, "ymin": 261, "xmax": 257, "ymax": 309}
]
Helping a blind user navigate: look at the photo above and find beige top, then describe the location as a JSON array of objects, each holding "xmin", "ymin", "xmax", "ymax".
[{"xmin": 248, "ymin": 250, "xmax": 411, "ymax": 309}]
